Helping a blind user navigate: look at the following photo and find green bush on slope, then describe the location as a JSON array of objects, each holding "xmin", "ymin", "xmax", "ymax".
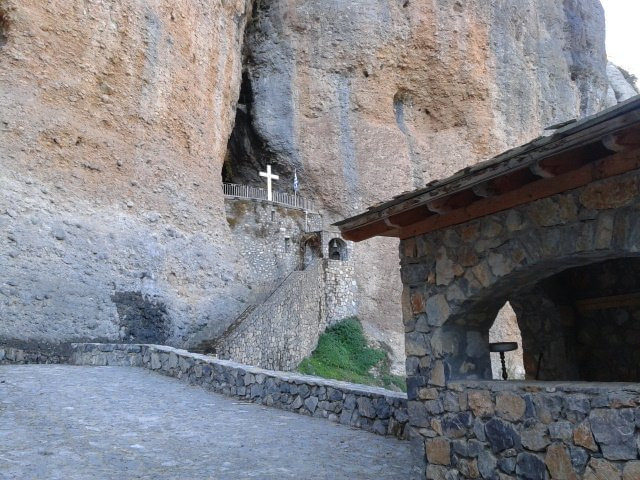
[{"xmin": 298, "ymin": 317, "xmax": 406, "ymax": 392}]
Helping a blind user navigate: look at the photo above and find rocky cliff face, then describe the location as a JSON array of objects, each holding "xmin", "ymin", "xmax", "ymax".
[
  {"xmin": 0, "ymin": 0, "xmax": 634, "ymax": 366},
  {"xmin": 0, "ymin": 0, "xmax": 252, "ymax": 348},
  {"xmin": 607, "ymin": 62, "xmax": 639, "ymax": 104},
  {"xmin": 239, "ymin": 0, "xmax": 615, "ymax": 368}
]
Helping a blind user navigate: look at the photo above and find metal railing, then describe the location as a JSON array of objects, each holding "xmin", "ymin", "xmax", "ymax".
[{"xmin": 223, "ymin": 183, "xmax": 316, "ymax": 212}]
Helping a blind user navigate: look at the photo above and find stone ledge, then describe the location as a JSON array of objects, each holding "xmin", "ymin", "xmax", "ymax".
[
  {"xmin": 449, "ymin": 379, "xmax": 640, "ymax": 393},
  {"xmin": 68, "ymin": 343, "xmax": 409, "ymax": 439}
]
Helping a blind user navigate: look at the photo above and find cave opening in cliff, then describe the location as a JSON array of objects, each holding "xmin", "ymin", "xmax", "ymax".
[
  {"xmin": 222, "ymin": 71, "xmax": 276, "ymax": 187},
  {"xmin": 0, "ymin": 7, "xmax": 8, "ymax": 47}
]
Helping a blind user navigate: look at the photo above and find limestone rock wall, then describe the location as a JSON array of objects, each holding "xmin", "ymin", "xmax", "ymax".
[
  {"xmin": 243, "ymin": 0, "xmax": 612, "ymax": 366},
  {"xmin": 0, "ymin": 0, "xmax": 252, "ymax": 348},
  {"xmin": 0, "ymin": 0, "xmax": 628, "ymax": 369},
  {"xmin": 606, "ymin": 63, "xmax": 639, "ymax": 105}
]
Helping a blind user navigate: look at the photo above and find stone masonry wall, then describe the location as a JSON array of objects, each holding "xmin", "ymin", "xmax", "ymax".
[
  {"xmin": 398, "ymin": 160, "xmax": 640, "ymax": 478},
  {"xmin": 324, "ymin": 259, "xmax": 358, "ymax": 324},
  {"xmin": 421, "ymin": 380, "xmax": 640, "ymax": 479},
  {"xmin": 69, "ymin": 343, "xmax": 409, "ymax": 440},
  {"xmin": 225, "ymin": 199, "xmax": 323, "ymax": 300},
  {"xmin": 186, "ymin": 199, "xmax": 323, "ymax": 347},
  {"xmin": 214, "ymin": 260, "xmax": 327, "ymax": 371},
  {"xmin": 0, "ymin": 346, "xmax": 66, "ymax": 365}
]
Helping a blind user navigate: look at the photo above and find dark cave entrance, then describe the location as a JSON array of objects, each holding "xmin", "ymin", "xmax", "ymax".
[
  {"xmin": 0, "ymin": 6, "xmax": 9, "ymax": 48},
  {"xmin": 222, "ymin": 70, "xmax": 301, "ymax": 196},
  {"xmin": 112, "ymin": 291, "xmax": 170, "ymax": 344},
  {"xmin": 222, "ymin": 71, "xmax": 275, "ymax": 187}
]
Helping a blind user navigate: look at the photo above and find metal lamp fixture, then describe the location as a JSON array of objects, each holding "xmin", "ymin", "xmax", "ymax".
[{"xmin": 489, "ymin": 342, "xmax": 518, "ymax": 380}]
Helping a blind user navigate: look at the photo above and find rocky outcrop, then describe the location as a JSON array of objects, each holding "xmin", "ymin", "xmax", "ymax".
[
  {"xmin": 606, "ymin": 62, "xmax": 639, "ymax": 106},
  {"xmin": 0, "ymin": 0, "xmax": 253, "ymax": 347},
  {"xmin": 241, "ymin": 0, "xmax": 612, "ymax": 368}
]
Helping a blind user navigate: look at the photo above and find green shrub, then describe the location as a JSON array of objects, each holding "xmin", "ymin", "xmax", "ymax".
[{"xmin": 298, "ymin": 317, "xmax": 406, "ymax": 392}]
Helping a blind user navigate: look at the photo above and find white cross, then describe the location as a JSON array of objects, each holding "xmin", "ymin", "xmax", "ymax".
[{"xmin": 259, "ymin": 164, "xmax": 279, "ymax": 201}]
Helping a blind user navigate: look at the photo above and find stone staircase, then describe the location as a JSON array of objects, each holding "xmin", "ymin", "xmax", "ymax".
[
  {"xmin": 191, "ymin": 269, "xmax": 299, "ymax": 355},
  {"xmin": 191, "ymin": 304, "xmax": 258, "ymax": 355}
]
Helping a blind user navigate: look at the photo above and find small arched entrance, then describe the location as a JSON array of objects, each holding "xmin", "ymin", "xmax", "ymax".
[
  {"xmin": 303, "ymin": 236, "xmax": 322, "ymax": 269},
  {"xmin": 328, "ymin": 238, "xmax": 347, "ymax": 261}
]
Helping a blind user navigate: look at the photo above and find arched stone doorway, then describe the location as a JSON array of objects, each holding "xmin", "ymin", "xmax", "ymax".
[
  {"xmin": 302, "ymin": 236, "xmax": 322, "ymax": 269},
  {"xmin": 328, "ymin": 238, "xmax": 347, "ymax": 261},
  {"xmin": 437, "ymin": 252, "xmax": 640, "ymax": 383}
]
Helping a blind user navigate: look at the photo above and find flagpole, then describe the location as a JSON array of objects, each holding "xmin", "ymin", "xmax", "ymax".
[{"xmin": 294, "ymin": 168, "xmax": 298, "ymax": 208}]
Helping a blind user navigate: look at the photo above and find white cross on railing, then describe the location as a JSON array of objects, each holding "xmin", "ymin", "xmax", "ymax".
[{"xmin": 259, "ymin": 164, "xmax": 279, "ymax": 201}]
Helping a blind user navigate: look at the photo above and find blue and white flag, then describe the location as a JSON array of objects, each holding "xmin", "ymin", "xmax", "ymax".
[{"xmin": 293, "ymin": 169, "xmax": 299, "ymax": 193}]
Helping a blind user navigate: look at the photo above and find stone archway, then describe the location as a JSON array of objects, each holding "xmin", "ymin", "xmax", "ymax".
[
  {"xmin": 328, "ymin": 238, "xmax": 348, "ymax": 261},
  {"xmin": 395, "ymin": 173, "xmax": 640, "ymax": 476},
  {"xmin": 302, "ymin": 235, "xmax": 322, "ymax": 269},
  {"xmin": 488, "ymin": 302, "xmax": 524, "ymax": 380},
  {"xmin": 401, "ymin": 171, "xmax": 640, "ymax": 384},
  {"xmin": 434, "ymin": 252, "xmax": 640, "ymax": 383},
  {"xmin": 336, "ymin": 101, "xmax": 640, "ymax": 477}
]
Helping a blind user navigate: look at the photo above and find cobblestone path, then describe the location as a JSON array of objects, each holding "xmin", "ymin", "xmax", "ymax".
[{"xmin": 0, "ymin": 365, "xmax": 411, "ymax": 479}]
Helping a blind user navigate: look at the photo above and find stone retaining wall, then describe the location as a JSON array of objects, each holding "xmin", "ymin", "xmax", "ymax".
[
  {"xmin": 417, "ymin": 380, "xmax": 640, "ymax": 479},
  {"xmin": 0, "ymin": 346, "xmax": 67, "ymax": 365},
  {"xmin": 225, "ymin": 199, "xmax": 323, "ymax": 293},
  {"xmin": 214, "ymin": 258, "xmax": 359, "ymax": 372},
  {"xmin": 69, "ymin": 343, "xmax": 409, "ymax": 440}
]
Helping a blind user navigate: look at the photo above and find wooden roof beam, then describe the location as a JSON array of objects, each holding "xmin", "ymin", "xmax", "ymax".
[
  {"xmin": 472, "ymin": 182, "xmax": 499, "ymax": 198},
  {"xmin": 530, "ymin": 161, "xmax": 556, "ymax": 179},
  {"xmin": 386, "ymin": 205, "xmax": 435, "ymax": 229},
  {"xmin": 427, "ymin": 189, "xmax": 480, "ymax": 214},
  {"xmin": 486, "ymin": 168, "xmax": 539, "ymax": 195},
  {"xmin": 603, "ymin": 128, "xmax": 640, "ymax": 152},
  {"xmin": 397, "ymin": 149, "xmax": 640, "ymax": 240},
  {"xmin": 342, "ymin": 219, "xmax": 394, "ymax": 242}
]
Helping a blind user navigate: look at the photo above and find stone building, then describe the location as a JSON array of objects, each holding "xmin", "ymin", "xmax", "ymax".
[
  {"xmin": 337, "ymin": 97, "xmax": 640, "ymax": 478},
  {"xmin": 193, "ymin": 194, "xmax": 358, "ymax": 371}
]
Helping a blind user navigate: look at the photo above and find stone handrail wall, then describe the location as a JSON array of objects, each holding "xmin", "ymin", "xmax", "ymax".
[
  {"xmin": 69, "ymin": 343, "xmax": 409, "ymax": 439},
  {"xmin": 325, "ymin": 259, "xmax": 358, "ymax": 323}
]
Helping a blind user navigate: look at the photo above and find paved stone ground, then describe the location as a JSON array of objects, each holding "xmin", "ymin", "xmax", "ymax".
[{"xmin": 0, "ymin": 365, "xmax": 412, "ymax": 480}]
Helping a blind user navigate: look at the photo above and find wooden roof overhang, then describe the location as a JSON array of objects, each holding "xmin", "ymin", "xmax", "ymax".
[{"xmin": 335, "ymin": 96, "xmax": 640, "ymax": 242}]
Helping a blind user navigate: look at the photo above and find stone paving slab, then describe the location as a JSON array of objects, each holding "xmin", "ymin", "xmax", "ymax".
[{"xmin": 0, "ymin": 365, "xmax": 411, "ymax": 480}]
